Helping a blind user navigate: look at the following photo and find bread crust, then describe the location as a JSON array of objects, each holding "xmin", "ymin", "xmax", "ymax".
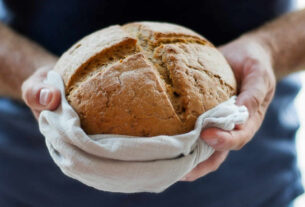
[{"xmin": 54, "ymin": 22, "xmax": 237, "ymax": 136}]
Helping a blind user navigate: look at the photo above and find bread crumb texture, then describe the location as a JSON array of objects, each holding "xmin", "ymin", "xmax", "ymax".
[{"xmin": 54, "ymin": 22, "xmax": 237, "ymax": 136}]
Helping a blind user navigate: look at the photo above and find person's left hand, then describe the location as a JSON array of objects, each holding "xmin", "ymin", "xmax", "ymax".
[{"xmin": 181, "ymin": 35, "xmax": 276, "ymax": 181}]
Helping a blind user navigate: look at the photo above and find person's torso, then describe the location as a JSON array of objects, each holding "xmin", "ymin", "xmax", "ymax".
[{"xmin": 2, "ymin": 0, "xmax": 297, "ymax": 54}]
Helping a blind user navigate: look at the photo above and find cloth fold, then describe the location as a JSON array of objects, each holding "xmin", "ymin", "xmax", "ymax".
[{"xmin": 39, "ymin": 71, "xmax": 248, "ymax": 193}]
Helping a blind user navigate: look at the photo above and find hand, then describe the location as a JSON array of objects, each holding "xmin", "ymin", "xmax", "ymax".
[
  {"xmin": 180, "ymin": 151, "xmax": 229, "ymax": 182},
  {"xmin": 21, "ymin": 65, "xmax": 61, "ymax": 119},
  {"xmin": 181, "ymin": 35, "xmax": 276, "ymax": 181}
]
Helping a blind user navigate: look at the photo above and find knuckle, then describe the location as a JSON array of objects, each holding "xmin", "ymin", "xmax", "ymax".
[
  {"xmin": 221, "ymin": 138, "xmax": 234, "ymax": 150},
  {"xmin": 215, "ymin": 139, "xmax": 228, "ymax": 151},
  {"xmin": 220, "ymin": 132, "xmax": 234, "ymax": 149},
  {"xmin": 234, "ymin": 131, "xmax": 252, "ymax": 150},
  {"xmin": 216, "ymin": 133, "xmax": 234, "ymax": 150},
  {"xmin": 23, "ymin": 84, "xmax": 41, "ymax": 108},
  {"xmin": 217, "ymin": 136, "xmax": 226, "ymax": 146}
]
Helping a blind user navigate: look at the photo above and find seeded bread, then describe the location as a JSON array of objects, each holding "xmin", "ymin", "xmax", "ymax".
[{"xmin": 54, "ymin": 22, "xmax": 237, "ymax": 136}]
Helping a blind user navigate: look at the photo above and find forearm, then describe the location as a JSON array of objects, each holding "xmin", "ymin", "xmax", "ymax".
[
  {"xmin": 0, "ymin": 22, "xmax": 57, "ymax": 100},
  {"xmin": 245, "ymin": 9, "xmax": 305, "ymax": 80}
]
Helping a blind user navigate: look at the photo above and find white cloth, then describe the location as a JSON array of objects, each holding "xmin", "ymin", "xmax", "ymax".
[{"xmin": 39, "ymin": 71, "xmax": 249, "ymax": 193}]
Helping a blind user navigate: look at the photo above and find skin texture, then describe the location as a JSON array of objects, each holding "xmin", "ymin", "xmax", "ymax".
[
  {"xmin": 182, "ymin": 36, "xmax": 276, "ymax": 181},
  {"xmin": 256, "ymin": 9, "xmax": 305, "ymax": 80},
  {"xmin": 0, "ymin": 9, "xmax": 304, "ymax": 182},
  {"xmin": 183, "ymin": 9, "xmax": 305, "ymax": 181},
  {"xmin": 0, "ymin": 22, "xmax": 57, "ymax": 100}
]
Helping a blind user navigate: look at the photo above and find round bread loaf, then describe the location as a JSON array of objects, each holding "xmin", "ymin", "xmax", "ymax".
[{"xmin": 54, "ymin": 22, "xmax": 237, "ymax": 136}]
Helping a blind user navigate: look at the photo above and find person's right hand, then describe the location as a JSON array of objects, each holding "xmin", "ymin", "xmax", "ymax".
[
  {"xmin": 21, "ymin": 65, "xmax": 61, "ymax": 119},
  {"xmin": 181, "ymin": 35, "xmax": 276, "ymax": 182}
]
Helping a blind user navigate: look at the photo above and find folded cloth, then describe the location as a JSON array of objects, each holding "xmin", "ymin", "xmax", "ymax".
[{"xmin": 39, "ymin": 71, "xmax": 249, "ymax": 193}]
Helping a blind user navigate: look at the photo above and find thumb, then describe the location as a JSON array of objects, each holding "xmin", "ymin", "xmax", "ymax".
[
  {"xmin": 22, "ymin": 83, "xmax": 61, "ymax": 111},
  {"xmin": 22, "ymin": 65, "xmax": 61, "ymax": 113}
]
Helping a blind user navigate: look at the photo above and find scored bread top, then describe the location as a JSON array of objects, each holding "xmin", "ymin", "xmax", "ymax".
[
  {"xmin": 54, "ymin": 25, "xmax": 138, "ymax": 93},
  {"xmin": 54, "ymin": 22, "xmax": 237, "ymax": 136}
]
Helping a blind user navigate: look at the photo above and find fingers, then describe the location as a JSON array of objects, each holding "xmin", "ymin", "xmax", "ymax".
[
  {"xmin": 180, "ymin": 151, "xmax": 229, "ymax": 182},
  {"xmin": 203, "ymin": 37, "xmax": 276, "ymax": 152},
  {"xmin": 21, "ymin": 66, "xmax": 61, "ymax": 119},
  {"xmin": 201, "ymin": 113, "xmax": 261, "ymax": 151},
  {"xmin": 201, "ymin": 61, "xmax": 275, "ymax": 151}
]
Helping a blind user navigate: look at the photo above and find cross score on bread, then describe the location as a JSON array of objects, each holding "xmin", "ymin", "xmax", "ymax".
[{"xmin": 54, "ymin": 22, "xmax": 237, "ymax": 136}]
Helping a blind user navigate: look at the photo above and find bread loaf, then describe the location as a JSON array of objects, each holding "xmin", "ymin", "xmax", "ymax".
[{"xmin": 54, "ymin": 22, "xmax": 237, "ymax": 136}]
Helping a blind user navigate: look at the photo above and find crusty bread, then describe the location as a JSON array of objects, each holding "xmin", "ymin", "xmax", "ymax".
[{"xmin": 54, "ymin": 22, "xmax": 236, "ymax": 136}]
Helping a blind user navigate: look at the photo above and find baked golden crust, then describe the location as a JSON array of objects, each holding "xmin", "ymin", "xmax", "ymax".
[
  {"xmin": 68, "ymin": 53, "xmax": 184, "ymax": 136},
  {"xmin": 54, "ymin": 22, "xmax": 237, "ymax": 136},
  {"xmin": 54, "ymin": 25, "xmax": 137, "ymax": 93}
]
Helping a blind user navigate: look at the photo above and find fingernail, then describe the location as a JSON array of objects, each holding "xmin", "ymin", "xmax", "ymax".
[
  {"xmin": 39, "ymin": 88, "xmax": 52, "ymax": 106},
  {"xmin": 205, "ymin": 139, "xmax": 218, "ymax": 146}
]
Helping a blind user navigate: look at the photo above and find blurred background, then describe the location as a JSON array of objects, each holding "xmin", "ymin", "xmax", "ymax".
[{"xmin": 295, "ymin": 0, "xmax": 305, "ymax": 206}]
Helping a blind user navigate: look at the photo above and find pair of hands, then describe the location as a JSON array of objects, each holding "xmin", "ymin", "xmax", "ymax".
[{"xmin": 22, "ymin": 36, "xmax": 276, "ymax": 182}]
